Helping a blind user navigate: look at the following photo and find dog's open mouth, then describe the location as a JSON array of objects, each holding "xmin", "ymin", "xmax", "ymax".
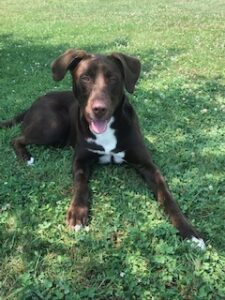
[{"xmin": 89, "ymin": 120, "xmax": 108, "ymax": 134}]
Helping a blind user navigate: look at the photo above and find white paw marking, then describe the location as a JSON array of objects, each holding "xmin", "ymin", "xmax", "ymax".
[
  {"xmin": 27, "ymin": 157, "xmax": 34, "ymax": 166},
  {"xmin": 74, "ymin": 224, "xmax": 90, "ymax": 232},
  {"xmin": 74, "ymin": 224, "xmax": 83, "ymax": 232},
  {"xmin": 84, "ymin": 226, "xmax": 90, "ymax": 232},
  {"xmin": 189, "ymin": 236, "xmax": 206, "ymax": 250}
]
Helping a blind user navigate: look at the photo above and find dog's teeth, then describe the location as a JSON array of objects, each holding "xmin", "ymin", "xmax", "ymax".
[
  {"xmin": 74, "ymin": 224, "xmax": 83, "ymax": 232},
  {"xmin": 27, "ymin": 157, "xmax": 34, "ymax": 166},
  {"xmin": 188, "ymin": 236, "xmax": 206, "ymax": 250}
]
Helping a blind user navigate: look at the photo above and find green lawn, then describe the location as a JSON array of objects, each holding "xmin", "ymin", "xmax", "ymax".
[{"xmin": 0, "ymin": 0, "xmax": 225, "ymax": 299}]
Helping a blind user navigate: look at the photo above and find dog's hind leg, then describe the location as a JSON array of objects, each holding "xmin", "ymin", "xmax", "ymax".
[{"xmin": 11, "ymin": 136, "xmax": 34, "ymax": 165}]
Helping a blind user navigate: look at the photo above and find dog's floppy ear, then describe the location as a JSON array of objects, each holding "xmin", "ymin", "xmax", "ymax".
[
  {"xmin": 51, "ymin": 49, "xmax": 89, "ymax": 81},
  {"xmin": 110, "ymin": 53, "xmax": 141, "ymax": 93}
]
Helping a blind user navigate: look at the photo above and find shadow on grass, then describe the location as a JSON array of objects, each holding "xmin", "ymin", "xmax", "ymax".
[
  {"xmin": 0, "ymin": 34, "xmax": 225, "ymax": 298},
  {"xmin": 0, "ymin": 33, "xmax": 183, "ymax": 107}
]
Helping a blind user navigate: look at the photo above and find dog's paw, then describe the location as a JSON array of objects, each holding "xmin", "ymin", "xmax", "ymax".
[
  {"xmin": 72, "ymin": 224, "xmax": 90, "ymax": 232},
  {"xmin": 73, "ymin": 224, "xmax": 90, "ymax": 232},
  {"xmin": 67, "ymin": 204, "xmax": 88, "ymax": 229},
  {"xmin": 27, "ymin": 157, "xmax": 35, "ymax": 166},
  {"xmin": 74, "ymin": 224, "xmax": 83, "ymax": 232},
  {"xmin": 187, "ymin": 236, "xmax": 206, "ymax": 251}
]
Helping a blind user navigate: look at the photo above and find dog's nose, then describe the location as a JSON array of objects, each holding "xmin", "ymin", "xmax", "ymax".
[{"xmin": 92, "ymin": 103, "xmax": 107, "ymax": 118}]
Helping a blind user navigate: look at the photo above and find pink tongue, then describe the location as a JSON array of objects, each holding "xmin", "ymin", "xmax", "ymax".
[{"xmin": 90, "ymin": 120, "xmax": 108, "ymax": 134}]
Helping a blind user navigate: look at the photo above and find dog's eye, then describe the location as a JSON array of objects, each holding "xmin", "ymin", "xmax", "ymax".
[
  {"xmin": 80, "ymin": 75, "xmax": 91, "ymax": 82},
  {"xmin": 109, "ymin": 76, "xmax": 118, "ymax": 83}
]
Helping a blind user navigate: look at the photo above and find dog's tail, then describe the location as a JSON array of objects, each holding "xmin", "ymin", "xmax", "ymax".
[{"xmin": 0, "ymin": 111, "xmax": 27, "ymax": 128}]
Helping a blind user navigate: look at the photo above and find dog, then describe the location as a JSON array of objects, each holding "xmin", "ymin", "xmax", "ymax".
[{"xmin": 0, "ymin": 49, "xmax": 205, "ymax": 249}]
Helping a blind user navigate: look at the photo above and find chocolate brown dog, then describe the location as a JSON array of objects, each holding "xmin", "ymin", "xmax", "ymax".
[{"xmin": 0, "ymin": 49, "xmax": 205, "ymax": 248}]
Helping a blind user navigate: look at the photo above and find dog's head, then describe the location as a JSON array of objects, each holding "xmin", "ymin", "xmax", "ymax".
[{"xmin": 51, "ymin": 49, "xmax": 141, "ymax": 134}]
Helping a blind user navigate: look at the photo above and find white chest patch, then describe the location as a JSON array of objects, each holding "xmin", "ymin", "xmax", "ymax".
[{"xmin": 86, "ymin": 117, "xmax": 125, "ymax": 164}]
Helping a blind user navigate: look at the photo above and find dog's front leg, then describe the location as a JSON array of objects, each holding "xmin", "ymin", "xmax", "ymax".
[
  {"xmin": 126, "ymin": 147, "xmax": 203, "ymax": 242},
  {"xmin": 67, "ymin": 157, "xmax": 91, "ymax": 230}
]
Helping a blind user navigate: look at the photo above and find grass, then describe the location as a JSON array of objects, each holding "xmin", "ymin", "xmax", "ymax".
[{"xmin": 0, "ymin": 0, "xmax": 225, "ymax": 299}]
